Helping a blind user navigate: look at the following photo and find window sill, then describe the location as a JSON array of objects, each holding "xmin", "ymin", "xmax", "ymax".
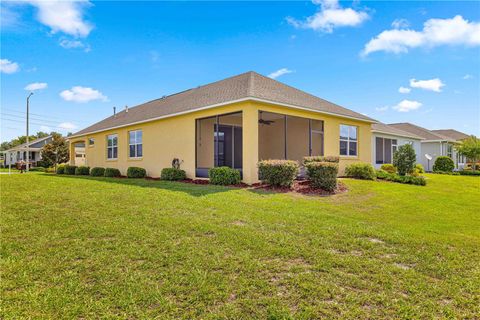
[
  {"xmin": 127, "ymin": 157, "xmax": 143, "ymax": 161},
  {"xmin": 340, "ymin": 156, "xmax": 359, "ymax": 160},
  {"xmin": 106, "ymin": 159, "xmax": 118, "ymax": 162}
]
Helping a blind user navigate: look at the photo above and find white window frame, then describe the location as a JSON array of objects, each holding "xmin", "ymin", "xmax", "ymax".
[
  {"xmin": 340, "ymin": 125, "xmax": 358, "ymax": 157},
  {"xmin": 128, "ymin": 130, "xmax": 143, "ymax": 158},
  {"xmin": 107, "ymin": 134, "xmax": 118, "ymax": 160},
  {"xmin": 375, "ymin": 137, "xmax": 397, "ymax": 164}
]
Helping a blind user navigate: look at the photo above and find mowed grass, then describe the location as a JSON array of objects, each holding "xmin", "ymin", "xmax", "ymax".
[{"xmin": 1, "ymin": 173, "xmax": 479, "ymax": 319}]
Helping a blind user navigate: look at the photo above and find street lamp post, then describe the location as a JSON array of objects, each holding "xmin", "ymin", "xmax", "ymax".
[{"xmin": 26, "ymin": 92, "xmax": 34, "ymax": 172}]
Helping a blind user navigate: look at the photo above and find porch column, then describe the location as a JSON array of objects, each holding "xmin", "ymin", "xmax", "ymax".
[
  {"xmin": 242, "ymin": 105, "xmax": 259, "ymax": 184},
  {"xmin": 69, "ymin": 141, "xmax": 76, "ymax": 165}
]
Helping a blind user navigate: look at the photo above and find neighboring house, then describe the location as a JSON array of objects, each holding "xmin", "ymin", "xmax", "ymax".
[
  {"xmin": 432, "ymin": 129, "xmax": 471, "ymax": 167},
  {"xmin": 3, "ymin": 135, "xmax": 52, "ymax": 167},
  {"xmin": 389, "ymin": 123, "xmax": 461, "ymax": 171},
  {"xmin": 68, "ymin": 71, "xmax": 377, "ymax": 183},
  {"xmin": 371, "ymin": 123, "xmax": 423, "ymax": 169}
]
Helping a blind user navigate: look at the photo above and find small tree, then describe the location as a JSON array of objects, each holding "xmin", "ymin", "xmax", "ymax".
[
  {"xmin": 41, "ymin": 133, "xmax": 69, "ymax": 168},
  {"xmin": 393, "ymin": 144, "xmax": 416, "ymax": 176},
  {"xmin": 456, "ymin": 135, "xmax": 480, "ymax": 170}
]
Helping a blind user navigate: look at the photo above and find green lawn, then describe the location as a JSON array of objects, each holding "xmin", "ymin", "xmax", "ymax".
[{"xmin": 1, "ymin": 173, "xmax": 479, "ymax": 319}]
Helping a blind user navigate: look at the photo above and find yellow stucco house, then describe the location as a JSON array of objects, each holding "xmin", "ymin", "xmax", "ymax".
[{"xmin": 68, "ymin": 72, "xmax": 376, "ymax": 184}]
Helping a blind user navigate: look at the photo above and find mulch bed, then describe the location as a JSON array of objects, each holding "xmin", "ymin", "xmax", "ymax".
[
  {"xmin": 251, "ymin": 180, "xmax": 348, "ymax": 196},
  {"xmin": 142, "ymin": 177, "xmax": 347, "ymax": 196}
]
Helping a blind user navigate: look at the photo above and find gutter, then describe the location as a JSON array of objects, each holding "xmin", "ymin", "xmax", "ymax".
[
  {"xmin": 68, "ymin": 97, "xmax": 378, "ymax": 139},
  {"xmin": 371, "ymin": 130, "xmax": 423, "ymax": 140}
]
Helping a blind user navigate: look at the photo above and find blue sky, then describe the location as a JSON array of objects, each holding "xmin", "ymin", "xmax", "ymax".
[{"xmin": 1, "ymin": 0, "xmax": 479, "ymax": 141}]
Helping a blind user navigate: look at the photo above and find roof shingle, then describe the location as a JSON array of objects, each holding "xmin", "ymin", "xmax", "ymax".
[
  {"xmin": 388, "ymin": 123, "xmax": 455, "ymax": 141},
  {"xmin": 371, "ymin": 123, "xmax": 422, "ymax": 139},
  {"xmin": 72, "ymin": 71, "xmax": 376, "ymax": 137},
  {"xmin": 431, "ymin": 129, "xmax": 470, "ymax": 141}
]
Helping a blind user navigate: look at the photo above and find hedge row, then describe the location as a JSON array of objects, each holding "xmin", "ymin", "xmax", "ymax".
[{"xmin": 376, "ymin": 170, "xmax": 426, "ymax": 186}]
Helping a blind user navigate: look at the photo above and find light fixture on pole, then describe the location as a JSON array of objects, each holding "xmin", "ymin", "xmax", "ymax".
[{"xmin": 26, "ymin": 92, "xmax": 34, "ymax": 172}]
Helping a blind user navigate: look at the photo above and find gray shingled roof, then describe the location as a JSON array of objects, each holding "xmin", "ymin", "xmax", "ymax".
[
  {"xmin": 72, "ymin": 71, "xmax": 376, "ymax": 137},
  {"xmin": 371, "ymin": 123, "xmax": 422, "ymax": 139},
  {"xmin": 389, "ymin": 123, "xmax": 455, "ymax": 141},
  {"xmin": 431, "ymin": 129, "xmax": 470, "ymax": 141},
  {"xmin": 5, "ymin": 135, "xmax": 52, "ymax": 152}
]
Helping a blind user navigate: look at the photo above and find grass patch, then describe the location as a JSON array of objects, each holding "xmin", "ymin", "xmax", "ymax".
[{"xmin": 1, "ymin": 173, "xmax": 479, "ymax": 318}]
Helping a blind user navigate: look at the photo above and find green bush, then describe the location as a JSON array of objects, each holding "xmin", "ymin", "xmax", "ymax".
[
  {"xmin": 376, "ymin": 170, "xmax": 426, "ymax": 186},
  {"xmin": 433, "ymin": 156, "xmax": 454, "ymax": 172},
  {"xmin": 380, "ymin": 164, "xmax": 397, "ymax": 174},
  {"xmin": 393, "ymin": 144, "xmax": 417, "ymax": 176},
  {"xmin": 410, "ymin": 168, "xmax": 420, "ymax": 177},
  {"xmin": 161, "ymin": 168, "xmax": 186, "ymax": 181},
  {"xmin": 415, "ymin": 163, "xmax": 425, "ymax": 173},
  {"xmin": 127, "ymin": 167, "xmax": 146, "ymax": 178},
  {"xmin": 30, "ymin": 167, "xmax": 45, "ymax": 172},
  {"xmin": 90, "ymin": 167, "xmax": 105, "ymax": 177},
  {"xmin": 257, "ymin": 160, "xmax": 299, "ymax": 187},
  {"xmin": 64, "ymin": 165, "xmax": 77, "ymax": 175},
  {"xmin": 303, "ymin": 156, "xmax": 340, "ymax": 165},
  {"xmin": 104, "ymin": 167, "xmax": 121, "ymax": 177},
  {"xmin": 305, "ymin": 161, "xmax": 338, "ymax": 191},
  {"xmin": 75, "ymin": 166, "xmax": 90, "ymax": 175},
  {"xmin": 345, "ymin": 163, "xmax": 376, "ymax": 180},
  {"xmin": 56, "ymin": 164, "xmax": 65, "ymax": 174},
  {"xmin": 459, "ymin": 170, "xmax": 480, "ymax": 176},
  {"xmin": 35, "ymin": 160, "xmax": 49, "ymax": 168},
  {"xmin": 208, "ymin": 167, "xmax": 241, "ymax": 185}
]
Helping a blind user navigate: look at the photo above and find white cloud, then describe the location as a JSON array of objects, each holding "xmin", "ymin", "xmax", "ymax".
[
  {"xmin": 463, "ymin": 74, "xmax": 473, "ymax": 80},
  {"xmin": 391, "ymin": 19, "xmax": 410, "ymax": 29},
  {"xmin": 59, "ymin": 38, "xmax": 90, "ymax": 52},
  {"xmin": 0, "ymin": 59, "xmax": 19, "ymax": 74},
  {"xmin": 361, "ymin": 15, "xmax": 480, "ymax": 56},
  {"xmin": 58, "ymin": 122, "xmax": 78, "ymax": 130},
  {"xmin": 410, "ymin": 78, "xmax": 445, "ymax": 92},
  {"xmin": 287, "ymin": 0, "xmax": 369, "ymax": 33},
  {"xmin": 398, "ymin": 86, "xmax": 411, "ymax": 94},
  {"xmin": 24, "ymin": 82, "xmax": 48, "ymax": 91},
  {"xmin": 268, "ymin": 68, "xmax": 294, "ymax": 79},
  {"xmin": 27, "ymin": 0, "xmax": 93, "ymax": 37},
  {"xmin": 60, "ymin": 86, "xmax": 108, "ymax": 103},
  {"xmin": 392, "ymin": 100, "xmax": 422, "ymax": 112},
  {"xmin": 375, "ymin": 106, "xmax": 389, "ymax": 112}
]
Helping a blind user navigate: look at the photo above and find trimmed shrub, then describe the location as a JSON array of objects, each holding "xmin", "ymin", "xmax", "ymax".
[
  {"xmin": 64, "ymin": 165, "xmax": 77, "ymax": 175},
  {"xmin": 30, "ymin": 167, "xmax": 45, "ymax": 172},
  {"xmin": 257, "ymin": 160, "xmax": 299, "ymax": 187},
  {"xmin": 35, "ymin": 160, "xmax": 49, "ymax": 168},
  {"xmin": 56, "ymin": 164, "xmax": 65, "ymax": 174},
  {"xmin": 45, "ymin": 167, "xmax": 56, "ymax": 173},
  {"xmin": 75, "ymin": 166, "xmax": 90, "ymax": 175},
  {"xmin": 303, "ymin": 156, "xmax": 340, "ymax": 165},
  {"xmin": 376, "ymin": 170, "xmax": 426, "ymax": 186},
  {"xmin": 380, "ymin": 164, "xmax": 397, "ymax": 174},
  {"xmin": 393, "ymin": 144, "xmax": 417, "ymax": 176},
  {"xmin": 433, "ymin": 156, "xmax": 454, "ymax": 173},
  {"xmin": 459, "ymin": 170, "xmax": 480, "ymax": 176},
  {"xmin": 410, "ymin": 168, "xmax": 421, "ymax": 177},
  {"xmin": 345, "ymin": 163, "xmax": 376, "ymax": 180},
  {"xmin": 415, "ymin": 163, "xmax": 425, "ymax": 173},
  {"xmin": 127, "ymin": 167, "xmax": 146, "ymax": 178},
  {"xmin": 208, "ymin": 167, "xmax": 241, "ymax": 185},
  {"xmin": 90, "ymin": 167, "xmax": 105, "ymax": 177},
  {"xmin": 305, "ymin": 161, "xmax": 338, "ymax": 191},
  {"xmin": 104, "ymin": 167, "xmax": 121, "ymax": 177},
  {"xmin": 161, "ymin": 168, "xmax": 186, "ymax": 181}
]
